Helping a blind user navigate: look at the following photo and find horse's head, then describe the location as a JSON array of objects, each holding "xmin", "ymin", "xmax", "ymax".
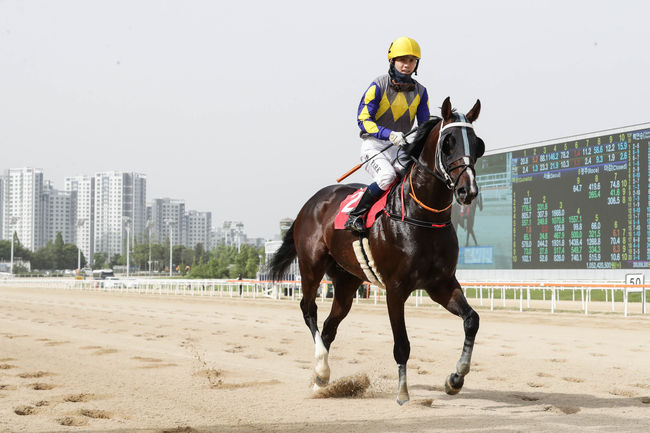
[{"xmin": 431, "ymin": 97, "xmax": 484, "ymax": 205}]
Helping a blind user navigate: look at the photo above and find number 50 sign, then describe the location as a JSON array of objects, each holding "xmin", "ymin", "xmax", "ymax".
[{"xmin": 624, "ymin": 273, "xmax": 646, "ymax": 315}]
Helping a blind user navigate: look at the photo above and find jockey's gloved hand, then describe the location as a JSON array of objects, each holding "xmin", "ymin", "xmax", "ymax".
[{"xmin": 389, "ymin": 131, "xmax": 407, "ymax": 148}]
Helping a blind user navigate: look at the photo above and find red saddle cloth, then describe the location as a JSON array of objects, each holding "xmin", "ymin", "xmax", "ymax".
[{"xmin": 334, "ymin": 187, "xmax": 391, "ymax": 230}]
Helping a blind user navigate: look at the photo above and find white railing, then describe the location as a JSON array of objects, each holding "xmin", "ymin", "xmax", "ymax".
[{"xmin": 0, "ymin": 278, "xmax": 647, "ymax": 317}]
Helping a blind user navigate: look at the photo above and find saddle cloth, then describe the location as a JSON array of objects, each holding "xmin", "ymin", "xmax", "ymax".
[{"xmin": 334, "ymin": 186, "xmax": 391, "ymax": 230}]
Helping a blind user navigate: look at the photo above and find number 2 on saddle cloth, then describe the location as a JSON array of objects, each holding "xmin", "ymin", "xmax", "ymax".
[{"xmin": 333, "ymin": 186, "xmax": 392, "ymax": 230}]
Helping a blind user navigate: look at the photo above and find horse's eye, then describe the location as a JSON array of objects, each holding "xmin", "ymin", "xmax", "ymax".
[
  {"xmin": 474, "ymin": 137, "xmax": 485, "ymax": 159},
  {"xmin": 442, "ymin": 135, "xmax": 454, "ymax": 155}
]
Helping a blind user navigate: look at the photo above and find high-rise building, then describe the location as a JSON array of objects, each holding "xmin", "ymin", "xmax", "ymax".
[
  {"xmin": 280, "ymin": 217, "xmax": 294, "ymax": 238},
  {"xmin": 94, "ymin": 172, "xmax": 146, "ymax": 257},
  {"xmin": 65, "ymin": 175, "xmax": 95, "ymax": 264},
  {"xmin": 2, "ymin": 168, "xmax": 44, "ymax": 250},
  {"xmin": 185, "ymin": 210, "xmax": 212, "ymax": 249},
  {"xmin": 41, "ymin": 181, "xmax": 75, "ymax": 244},
  {"xmin": 150, "ymin": 198, "xmax": 185, "ymax": 246},
  {"xmin": 219, "ymin": 221, "xmax": 246, "ymax": 250}
]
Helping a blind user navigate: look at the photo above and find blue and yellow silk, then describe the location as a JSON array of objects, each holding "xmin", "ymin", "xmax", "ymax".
[{"xmin": 357, "ymin": 74, "xmax": 430, "ymax": 140}]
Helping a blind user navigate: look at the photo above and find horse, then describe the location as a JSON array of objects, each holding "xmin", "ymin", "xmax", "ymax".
[
  {"xmin": 269, "ymin": 97, "xmax": 485, "ymax": 405},
  {"xmin": 454, "ymin": 192, "xmax": 484, "ymax": 246}
]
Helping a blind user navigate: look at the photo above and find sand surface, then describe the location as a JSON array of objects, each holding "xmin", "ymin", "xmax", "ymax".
[{"xmin": 1, "ymin": 286, "xmax": 649, "ymax": 432}]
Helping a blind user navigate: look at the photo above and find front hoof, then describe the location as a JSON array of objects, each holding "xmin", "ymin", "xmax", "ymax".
[
  {"xmin": 445, "ymin": 373, "xmax": 464, "ymax": 395},
  {"xmin": 396, "ymin": 394, "xmax": 410, "ymax": 406},
  {"xmin": 396, "ymin": 385, "xmax": 410, "ymax": 405}
]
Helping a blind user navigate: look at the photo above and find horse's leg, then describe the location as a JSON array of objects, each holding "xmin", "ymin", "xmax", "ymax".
[
  {"xmin": 321, "ymin": 265, "xmax": 361, "ymax": 350},
  {"xmin": 298, "ymin": 249, "xmax": 333, "ymax": 388},
  {"xmin": 427, "ymin": 279, "xmax": 479, "ymax": 395},
  {"xmin": 316, "ymin": 265, "xmax": 361, "ymax": 390},
  {"xmin": 386, "ymin": 289, "xmax": 411, "ymax": 405}
]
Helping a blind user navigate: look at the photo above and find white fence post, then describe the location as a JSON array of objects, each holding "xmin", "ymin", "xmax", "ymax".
[
  {"xmin": 551, "ymin": 287, "xmax": 555, "ymax": 314},
  {"xmin": 490, "ymin": 287, "xmax": 494, "ymax": 311}
]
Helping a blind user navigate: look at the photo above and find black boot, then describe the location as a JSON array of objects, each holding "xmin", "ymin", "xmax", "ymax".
[{"xmin": 344, "ymin": 188, "xmax": 381, "ymax": 234}]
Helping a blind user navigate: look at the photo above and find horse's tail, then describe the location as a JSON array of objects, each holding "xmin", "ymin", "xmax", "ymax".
[{"xmin": 268, "ymin": 223, "xmax": 297, "ymax": 281}]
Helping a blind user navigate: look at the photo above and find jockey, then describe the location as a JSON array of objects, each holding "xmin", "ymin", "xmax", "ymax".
[
  {"xmin": 345, "ymin": 36, "xmax": 429, "ymax": 234},
  {"xmin": 345, "ymin": 36, "xmax": 431, "ymax": 234}
]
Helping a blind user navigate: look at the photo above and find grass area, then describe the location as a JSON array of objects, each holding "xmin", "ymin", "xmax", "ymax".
[{"xmin": 464, "ymin": 287, "xmax": 646, "ymax": 303}]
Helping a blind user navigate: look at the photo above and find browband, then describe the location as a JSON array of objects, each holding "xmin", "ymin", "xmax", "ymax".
[{"xmin": 439, "ymin": 121, "xmax": 474, "ymax": 134}]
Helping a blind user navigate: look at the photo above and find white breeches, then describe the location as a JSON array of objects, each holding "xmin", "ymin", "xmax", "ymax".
[{"xmin": 360, "ymin": 137, "xmax": 411, "ymax": 190}]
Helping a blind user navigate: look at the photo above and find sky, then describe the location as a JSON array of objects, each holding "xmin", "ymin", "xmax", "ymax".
[{"xmin": 2, "ymin": 0, "xmax": 650, "ymax": 239}]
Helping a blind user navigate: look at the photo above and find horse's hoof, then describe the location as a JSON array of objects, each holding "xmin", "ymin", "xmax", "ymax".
[
  {"xmin": 313, "ymin": 372, "xmax": 330, "ymax": 387},
  {"xmin": 445, "ymin": 373, "xmax": 464, "ymax": 395},
  {"xmin": 396, "ymin": 394, "xmax": 410, "ymax": 405}
]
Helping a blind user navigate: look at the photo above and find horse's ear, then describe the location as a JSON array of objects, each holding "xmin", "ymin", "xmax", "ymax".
[
  {"xmin": 441, "ymin": 97, "xmax": 452, "ymax": 121},
  {"xmin": 466, "ymin": 99, "xmax": 481, "ymax": 123}
]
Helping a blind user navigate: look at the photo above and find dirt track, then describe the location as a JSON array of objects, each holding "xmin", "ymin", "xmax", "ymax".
[{"xmin": 1, "ymin": 286, "xmax": 649, "ymax": 432}]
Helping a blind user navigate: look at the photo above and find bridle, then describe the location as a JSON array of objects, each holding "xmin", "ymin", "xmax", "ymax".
[
  {"xmin": 434, "ymin": 116, "xmax": 477, "ymax": 191},
  {"xmin": 408, "ymin": 116, "xmax": 478, "ymax": 213},
  {"xmin": 411, "ymin": 115, "xmax": 477, "ymax": 190}
]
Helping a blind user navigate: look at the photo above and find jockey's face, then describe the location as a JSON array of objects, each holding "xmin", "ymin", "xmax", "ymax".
[{"xmin": 393, "ymin": 56, "xmax": 418, "ymax": 75}]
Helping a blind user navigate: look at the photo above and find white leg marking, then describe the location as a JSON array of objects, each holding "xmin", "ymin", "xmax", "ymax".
[{"xmin": 313, "ymin": 331, "xmax": 330, "ymax": 389}]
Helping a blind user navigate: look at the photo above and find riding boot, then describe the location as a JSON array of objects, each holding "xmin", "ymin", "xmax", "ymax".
[{"xmin": 344, "ymin": 188, "xmax": 381, "ymax": 234}]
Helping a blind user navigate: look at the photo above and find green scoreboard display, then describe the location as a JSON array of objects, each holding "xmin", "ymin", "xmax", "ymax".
[{"xmin": 453, "ymin": 124, "xmax": 650, "ymax": 270}]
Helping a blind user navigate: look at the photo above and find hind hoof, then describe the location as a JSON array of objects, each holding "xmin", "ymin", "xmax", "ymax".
[
  {"xmin": 445, "ymin": 373, "xmax": 464, "ymax": 395},
  {"xmin": 313, "ymin": 372, "xmax": 330, "ymax": 388}
]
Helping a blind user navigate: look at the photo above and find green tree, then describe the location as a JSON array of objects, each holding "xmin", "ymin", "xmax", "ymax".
[
  {"xmin": 94, "ymin": 252, "xmax": 108, "ymax": 269},
  {"xmin": 0, "ymin": 233, "xmax": 32, "ymax": 262},
  {"xmin": 194, "ymin": 243, "xmax": 208, "ymax": 264},
  {"xmin": 61, "ymin": 244, "xmax": 84, "ymax": 269},
  {"xmin": 53, "ymin": 232, "xmax": 65, "ymax": 269},
  {"xmin": 189, "ymin": 244, "xmax": 264, "ymax": 279},
  {"xmin": 29, "ymin": 233, "xmax": 85, "ymax": 270},
  {"xmin": 131, "ymin": 244, "xmax": 150, "ymax": 271},
  {"xmin": 110, "ymin": 253, "xmax": 123, "ymax": 267},
  {"xmin": 31, "ymin": 243, "xmax": 54, "ymax": 270}
]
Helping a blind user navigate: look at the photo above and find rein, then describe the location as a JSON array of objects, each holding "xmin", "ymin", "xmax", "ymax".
[
  {"xmin": 408, "ymin": 165, "xmax": 452, "ymax": 213},
  {"xmin": 382, "ymin": 164, "xmax": 452, "ymax": 229}
]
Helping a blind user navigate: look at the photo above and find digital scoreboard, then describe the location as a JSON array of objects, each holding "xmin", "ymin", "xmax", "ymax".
[{"xmin": 511, "ymin": 128, "xmax": 650, "ymax": 269}]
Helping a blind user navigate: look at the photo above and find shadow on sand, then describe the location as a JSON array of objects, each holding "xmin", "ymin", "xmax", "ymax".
[{"xmin": 44, "ymin": 386, "xmax": 649, "ymax": 433}]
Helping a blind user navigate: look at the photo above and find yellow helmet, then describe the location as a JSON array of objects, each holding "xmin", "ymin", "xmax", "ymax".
[{"xmin": 387, "ymin": 37, "xmax": 421, "ymax": 60}]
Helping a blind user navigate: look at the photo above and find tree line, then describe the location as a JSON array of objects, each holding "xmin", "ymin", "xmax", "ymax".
[
  {"xmin": 0, "ymin": 232, "xmax": 85, "ymax": 272},
  {"xmin": 97, "ymin": 241, "xmax": 264, "ymax": 279},
  {"xmin": 0, "ymin": 232, "xmax": 264, "ymax": 279}
]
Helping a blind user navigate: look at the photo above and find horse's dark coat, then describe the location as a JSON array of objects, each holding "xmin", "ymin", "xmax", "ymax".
[{"xmin": 270, "ymin": 97, "xmax": 484, "ymax": 403}]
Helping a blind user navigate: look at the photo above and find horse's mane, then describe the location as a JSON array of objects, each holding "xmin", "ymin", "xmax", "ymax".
[{"xmin": 410, "ymin": 116, "xmax": 444, "ymax": 154}]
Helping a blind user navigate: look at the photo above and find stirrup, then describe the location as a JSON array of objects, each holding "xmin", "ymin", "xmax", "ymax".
[{"xmin": 344, "ymin": 215, "xmax": 367, "ymax": 234}]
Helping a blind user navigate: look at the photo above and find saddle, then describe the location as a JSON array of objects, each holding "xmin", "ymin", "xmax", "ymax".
[{"xmin": 334, "ymin": 186, "xmax": 391, "ymax": 230}]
